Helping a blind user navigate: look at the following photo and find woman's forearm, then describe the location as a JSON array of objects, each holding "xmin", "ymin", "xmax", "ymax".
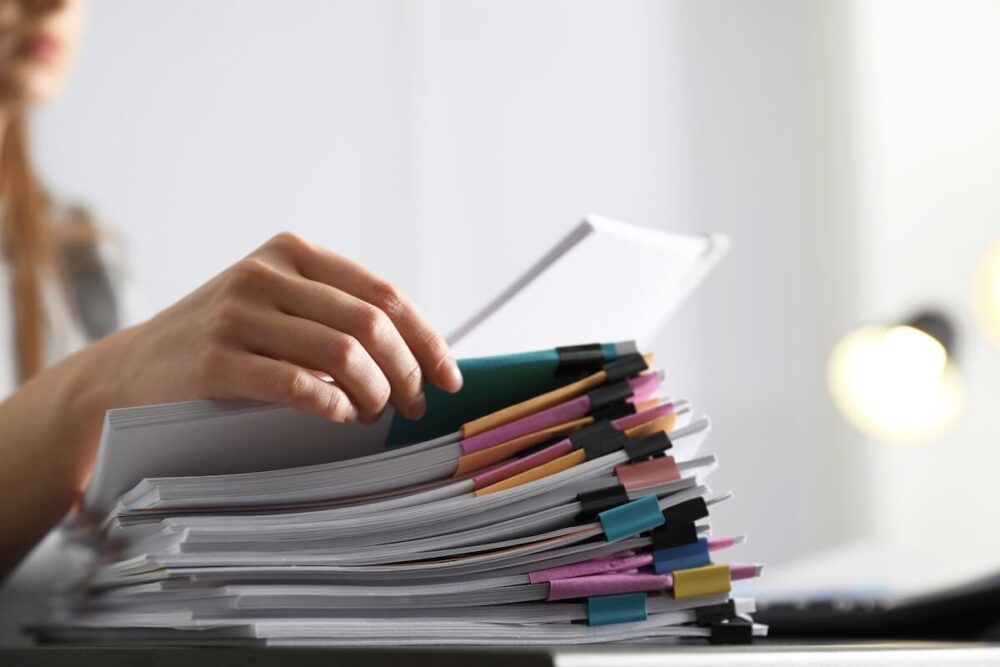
[{"xmin": 0, "ymin": 327, "xmax": 130, "ymax": 579}]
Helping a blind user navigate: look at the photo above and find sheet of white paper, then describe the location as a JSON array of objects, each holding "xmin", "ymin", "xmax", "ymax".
[{"xmin": 448, "ymin": 214, "xmax": 729, "ymax": 356}]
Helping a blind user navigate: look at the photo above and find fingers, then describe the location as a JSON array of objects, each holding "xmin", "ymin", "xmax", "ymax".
[
  {"xmin": 273, "ymin": 275, "xmax": 428, "ymax": 419},
  {"xmin": 288, "ymin": 242, "xmax": 463, "ymax": 394},
  {"xmin": 228, "ymin": 307, "xmax": 392, "ymax": 423},
  {"xmin": 368, "ymin": 283, "xmax": 464, "ymax": 394},
  {"xmin": 203, "ymin": 348, "xmax": 358, "ymax": 423}
]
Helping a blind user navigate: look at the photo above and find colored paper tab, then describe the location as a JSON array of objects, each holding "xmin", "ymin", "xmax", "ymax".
[
  {"xmin": 465, "ymin": 372, "xmax": 659, "ymax": 454},
  {"xmin": 622, "ymin": 414, "xmax": 675, "ymax": 440},
  {"xmin": 452, "ymin": 417, "xmax": 589, "ymax": 477},
  {"xmin": 461, "ymin": 352, "xmax": 653, "ymax": 438},
  {"xmin": 599, "ymin": 494, "xmax": 665, "ymax": 541},
  {"xmin": 615, "ymin": 455, "xmax": 680, "ymax": 491},
  {"xmin": 472, "ymin": 440, "xmax": 572, "ymax": 489},
  {"xmin": 550, "ymin": 573, "xmax": 671, "ymax": 600},
  {"xmin": 672, "ymin": 563, "xmax": 732, "ymax": 599},
  {"xmin": 587, "ymin": 592, "xmax": 648, "ymax": 626},
  {"xmin": 528, "ymin": 552, "xmax": 648, "ymax": 584},
  {"xmin": 461, "ymin": 395, "xmax": 592, "ymax": 454},
  {"xmin": 613, "ymin": 402, "xmax": 674, "ymax": 431},
  {"xmin": 474, "ymin": 449, "xmax": 585, "ymax": 496},
  {"xmin": 461, "ymin": 367, "xmax": 608, "ymax": 438},
  {"xmin": 653, "ymin": 537, "xmax": 711, "ymax": 574}
]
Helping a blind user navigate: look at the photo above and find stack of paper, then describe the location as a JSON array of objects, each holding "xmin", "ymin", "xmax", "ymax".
[{"xmin": 35, "ymin": 342, "xmax": 765, "ymax": 646}]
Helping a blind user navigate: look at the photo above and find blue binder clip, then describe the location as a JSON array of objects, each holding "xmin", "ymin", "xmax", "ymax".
[
  {"xmin": 587, "ymin": 592, "xmax": 648, "ymax": 626},
  {"xmin": 653, "ymin": 537, "xmax": 711, "ymax": 574},
  {"xmin": 598, "ymin": 494, "xmax": 665, "ymax": 542}
]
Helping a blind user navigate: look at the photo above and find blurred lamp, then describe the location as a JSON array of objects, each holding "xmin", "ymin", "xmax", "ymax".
[
  {"xmin": 827, "ymin": 311, "xmax": 964, "ymax": 443},
  {"xmin": 974, "ymin": 239, "xmax": 1000, "ymax": 345}
]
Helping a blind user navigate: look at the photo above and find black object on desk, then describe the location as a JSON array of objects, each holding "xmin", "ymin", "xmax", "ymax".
[{"xmin": 756, "ymin": 569, "xmax": 1000, "ymax": 640}]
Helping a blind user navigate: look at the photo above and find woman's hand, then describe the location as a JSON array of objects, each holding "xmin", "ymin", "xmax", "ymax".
[
  {"xmin": 106, "ymin": 232, "xmax": 463, "ymax": 423},
  {"xmin": 1, "ymin": 232, "xmax": 462, "ymax": 576}
]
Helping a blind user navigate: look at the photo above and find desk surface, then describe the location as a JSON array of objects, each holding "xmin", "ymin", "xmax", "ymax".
[{"xmin": 3, "ymin": 641, "xmax": 1000, "ymax": 667}]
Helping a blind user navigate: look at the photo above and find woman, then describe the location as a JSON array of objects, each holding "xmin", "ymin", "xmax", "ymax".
[{"xmin": 0, "ymin": 0, "xmax": 462, "ymax": 579}]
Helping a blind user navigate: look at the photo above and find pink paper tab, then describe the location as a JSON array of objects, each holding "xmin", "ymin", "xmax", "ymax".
[
  {"xmin": 729, "ymin": 563, "xmax": 762, "ymax": 580},
  {"xmin": 548, "ymin": 573, "xmax": 674, "ymax": 601},
  {"xmin": 473, "ymin": 441, "xmax": 573, "ymax": 489},
  {"xmin": 628, "ymin": 372, "xmax": 661, "ymax": 405},
  {"xmin": 461, "ymin": 396, "xmax": 591, "ymax": 454},
  {"xmin": 615, "ymin": 456, "xmax": 680, "ymax": 491},
  {"xmin": 612, "ymin": 402, "xmax": 674, "ymax": 431},
  {"xmin": 461, "ymin": 375, "xmax": 661, "ymax": 455},
  {"xmin": 529, "ymin": 552, "xmax": 652, "ymax": 584},
  {"xmin": 708, "ymin": 536, "xmax": 738, "ymax": 551}
]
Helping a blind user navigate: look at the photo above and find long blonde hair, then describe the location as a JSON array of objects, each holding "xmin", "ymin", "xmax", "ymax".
[{"xmin": 1, "ymin": 114, "xmax": 49, "ymax": 382}]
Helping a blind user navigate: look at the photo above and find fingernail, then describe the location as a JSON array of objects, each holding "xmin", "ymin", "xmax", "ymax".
[
  {"xmin": 441, "ymin": 357, "xmax": 463, "ymax": 393},
  {"xmin": 408, "ymin": 393, "xmax": 426, "ymax": 420},
  {"xmin": 359, "ymin": 407, "xmax": 384, "ymax": 425}
]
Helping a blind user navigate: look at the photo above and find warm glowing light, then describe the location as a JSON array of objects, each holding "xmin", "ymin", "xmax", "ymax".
[
  {"xmin": 827, "ymin": 325, "xmax": 963, "ymax": 443},
  {"xmin": 975, "ymin": 239, "xmax": 1000, "ymax": 345},
  {"xmin": 877, "ymin": 325, "xmax": 948, "ymax": 380}
]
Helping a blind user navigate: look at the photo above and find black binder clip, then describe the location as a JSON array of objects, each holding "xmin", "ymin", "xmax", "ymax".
[
  {"xmin": 661, "ymin": 497, "xmax": 709, "ymax": 525},
  {"xmin": 650, "ymin": 522, "xmax": 698, "ymax": 550},
  {"xmin": 586, "ymin": 381, "xmax": 634, "ymax": 411},
  {"xmin": 623, "ymin": 431, "xmax": 672, "ymax": 462},
  {"xmin": 695, "ymin": 600, "xmax": 737, "ymax": 625},
  {"xmin": 555, "ymin": 343, "xmax": 608, "ymax": 380},
  {"xmin": 569, "ymin": 421, "xmax": 629, "ymax": 461},
  {"xmin": 590, "ymin": 401, "xmax": 636, "ymax": 422},
  {"xmin": 569, "ymin": 421, "xmax": 617, "ymax": 449},
  {"xmin": 708, "ymin": 619, "xmax": 754, "ymax": 645},
  {"xmin": 576, "ymin": 484, "xmax": 630, "ymax": 523},
  {"xmin": 602, "ymin": 353, "xmax": 648, "ymax": 383}
]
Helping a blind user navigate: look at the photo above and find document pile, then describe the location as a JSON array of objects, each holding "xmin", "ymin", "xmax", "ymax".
[{"xmin": 38, "ymin": 342, "xmax": 766, "ymax": 646}]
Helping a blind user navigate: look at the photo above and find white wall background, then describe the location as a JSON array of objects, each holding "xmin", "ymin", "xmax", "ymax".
[
  {"xmin": 855, "ymin": 0, "xmax": 1000, "ymax": 571},
  {"xmin": 33, "ymin": 0, "xmax": 1000, "ymax": 569}
]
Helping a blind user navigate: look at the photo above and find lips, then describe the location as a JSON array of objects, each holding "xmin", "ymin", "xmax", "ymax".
[{"xmin": 16, "ymin": 32, "xmax": 61, "ymax": 63}]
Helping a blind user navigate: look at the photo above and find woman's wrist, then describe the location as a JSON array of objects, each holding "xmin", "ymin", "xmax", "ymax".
[{"xmin": 52, "ymin": 326, "xmax": 139, "ymax": 484}]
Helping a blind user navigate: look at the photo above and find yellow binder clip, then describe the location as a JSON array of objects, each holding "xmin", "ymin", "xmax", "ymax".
[{"xmin": 672, "ymin": 563, "xmax": 731, "ymax": 599}]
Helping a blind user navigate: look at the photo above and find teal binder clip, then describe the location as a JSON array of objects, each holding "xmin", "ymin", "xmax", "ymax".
[
  {"xmin": 598, "ymin": 494, "xmax": 665, "ymax": 542},
  {"xmin": 653, "ymin": 537, "xmax": 711, "ymax": 574},
  {"xmin": 587, "ymin": 592, "xmax": 648, "ymax": 626}
]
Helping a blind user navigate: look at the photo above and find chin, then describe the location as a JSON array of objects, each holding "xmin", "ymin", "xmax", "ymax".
[
  {"xmin": 22, "ymin": 74, "xmax": 65, "ymax": 104},
  {"xmin": 0, "ymin": 65, "xmax": 67, "ymax": 107}
]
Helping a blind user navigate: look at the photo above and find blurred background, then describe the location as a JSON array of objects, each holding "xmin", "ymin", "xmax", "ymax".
[{"xmin": 30, "ymin": 0, "xmax": 1000, "ymax": 571}]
